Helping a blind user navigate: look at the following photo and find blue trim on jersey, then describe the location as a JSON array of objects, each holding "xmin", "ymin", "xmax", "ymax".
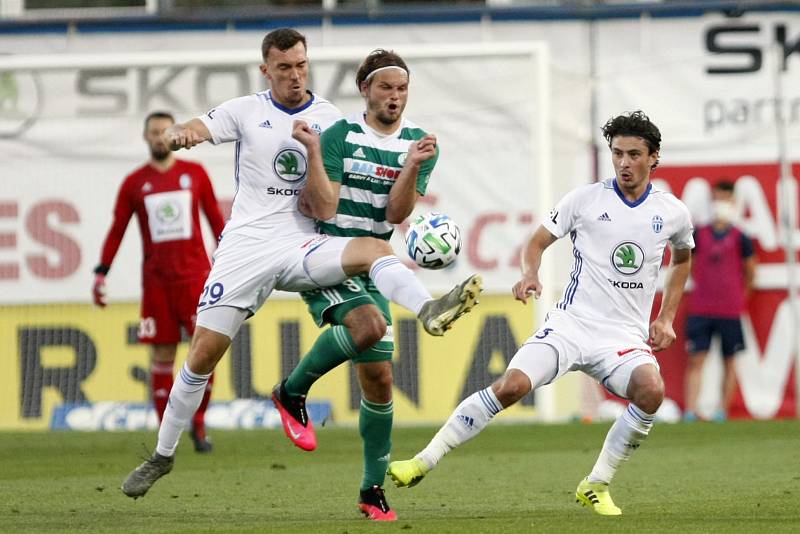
[
  {"xmin": 234, "ymin": 140, "xmax": 241, "ymax": 186},
  {"xmin": 267, "ymin": 90, "xmax": 316, "ymax": 115},
  {"xmin": 232, "ymin": 140, "xmax": 241, "ymax": 204},
  {"xmin": 557, "ymin": 231, "xmax": 582, "ymax": 310},
  {"xmin": 613, "ymin": 179, "xmax": 652, "ymax": 208}
]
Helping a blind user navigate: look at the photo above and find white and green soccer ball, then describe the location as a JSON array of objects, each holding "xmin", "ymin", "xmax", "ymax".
[{"xmin": 404, "ymin": 212, "xmax": 462, "ymax": 270}]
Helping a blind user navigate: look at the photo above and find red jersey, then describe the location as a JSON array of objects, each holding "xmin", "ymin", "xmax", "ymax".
[
  {"xmin": 99, "ymin": 159, "xmax": 226, "ymax": 284},
  {"xmin": 688, "ymin": 225, "xmax": 754, "ymax": 318}
]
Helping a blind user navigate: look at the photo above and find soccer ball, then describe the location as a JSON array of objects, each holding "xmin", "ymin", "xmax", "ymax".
[{"xmin": 404, "ymin": 212, "xmax": 462, "ymax": 269}]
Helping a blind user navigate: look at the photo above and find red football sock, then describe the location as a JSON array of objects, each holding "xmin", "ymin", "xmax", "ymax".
[
  {"xmin": 192, "ymin": 372, "xmax": 215, "ymax": 436},
  {"xmin": 151, "ymin": 361, "xmax": 174, "ymax": 422}
]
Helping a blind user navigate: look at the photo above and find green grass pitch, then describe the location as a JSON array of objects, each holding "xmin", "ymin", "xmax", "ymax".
[{"xmin": 0, "ymin": 420, "xmax": 797, "ymax": 533}]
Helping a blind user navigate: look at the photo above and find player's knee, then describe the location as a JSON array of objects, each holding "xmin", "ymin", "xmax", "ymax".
[
  {"xmin": 629, "ymin": 369, "xmax": 664, "ymax": 414},
  {"xmin": 187, "ymin": 327, "xmax": 229, "ymax": 375},
  {"xmin": 492, "ymin": 369, "xmax": 532, "ymax": 408},
  {"xmin": 348, "ymin": 315, "xmax": 387, "ymax": 351},
  {"xmin": 357, "ymin": 237, "xmax": 393, "ymax": 260},
  {"xmin": 342, "ymin": 237, "xmax": 394, "ymax": 275}
]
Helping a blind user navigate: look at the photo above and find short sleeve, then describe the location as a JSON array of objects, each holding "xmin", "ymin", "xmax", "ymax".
[
  {"xmin": 321, "ymin": 121, "xmax": 347, "ymax": 183},
  {"xmin": 670, "ymin": 202, "xmax": 695, "ymax": 250},
  {"xmin": 198, "ymin": 95, "xmax": 249, "ymax": 145},
  {"xmin": 541, "ymin": 187, "xmax": 583, "ymax": 239}
]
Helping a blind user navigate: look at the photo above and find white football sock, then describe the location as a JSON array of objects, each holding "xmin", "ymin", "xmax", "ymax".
[
  {"xmin": 416, "ymin": 386, "xmax": 502, "ymax": 470},
  {"xmin": 369, "ymin": 255, "xmax": 431, "ymax": 315},
  {"xmin": 155, "ymin": 363, "xmax": 211, "ymax": 457},
  {"xmin": 588, "ymin": 403, "xmax": 655, "ymax": 484}
]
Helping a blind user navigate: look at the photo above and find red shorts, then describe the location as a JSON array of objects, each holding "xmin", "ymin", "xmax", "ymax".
[{"xmin": 138, "ymin": 276, "xmax": 207, "ymax": 344}]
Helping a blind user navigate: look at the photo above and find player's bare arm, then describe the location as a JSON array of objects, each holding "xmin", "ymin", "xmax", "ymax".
[
  {"xmin": 744, "ymin": 254, "xmax": 756, "ymax": 299},
  {"xmin": 386, "ymin": 134, "xmax": 437, "ymax": 223},
  {"xmin": 649, "ymin": 246, "xmax": 692, "ymax": 351},
  {"xmin": 513, "ymin": 225, "xmax": 558, "ymax": 304},
  {"xmin": 163, "ymin": 118, "xmax": 210, "ymax": 151},
  {"xmin": 292, "ymin": 120, "xmax": 339, "ymax": 220}
]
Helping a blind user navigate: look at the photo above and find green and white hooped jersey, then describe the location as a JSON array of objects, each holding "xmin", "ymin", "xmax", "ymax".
[
  {"xmin": 542, "ymin": 178, "xmax": 694, "ymax": 340},
  {"xmin": 199, "ymin": 91, "xmax": 341, "ymax": 238},
  {"xmin": 318, "ymin": 113, "xmax": 438, "ymax": 240}
]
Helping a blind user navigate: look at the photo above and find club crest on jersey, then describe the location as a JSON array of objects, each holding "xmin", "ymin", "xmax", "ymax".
[
  {"xmin": 397, "ymin": 151, "xmax": 407, "ymax": 166},
  {"xmin": 611, "ymin": 241, "xmax": 644, "ymax": 276},
  {"xmin": 156, "ymin": 200, "xmax": 181, "ymax": 224},
  {"xmin": 651, "ymin": 215, "xmax": 663, "ymax": 233},
  {"xmin": 310, "ymin": 123, "xmax": 322, "ymax": 134},
  {"xmin": 179, "ymin": 174, "xmax": 192, "ymax": 189},
  {"xmin": 273, "ymin": 148, "xmax": 307, "ymax": 183},
  {"xmin": 142, "ymin": 182, "xmax": 153, "ymax": 192}
]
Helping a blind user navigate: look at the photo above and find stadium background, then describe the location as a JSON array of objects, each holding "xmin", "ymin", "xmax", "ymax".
[{"xmin": 1, "ymin": 0, "xmax": 798, "ymax": 432}]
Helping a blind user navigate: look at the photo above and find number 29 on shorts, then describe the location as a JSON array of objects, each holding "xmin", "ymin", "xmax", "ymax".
[{"xmin": 198, "ymin": 282, "xmax": 224, "ymax": 308}]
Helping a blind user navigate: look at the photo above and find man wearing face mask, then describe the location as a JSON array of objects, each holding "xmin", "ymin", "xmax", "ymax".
[{"xmin": 684, "ymin": 181, "xmax": 756, "ymax": 422}]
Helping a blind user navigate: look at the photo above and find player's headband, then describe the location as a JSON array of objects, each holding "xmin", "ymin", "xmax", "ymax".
[{"xmin": 363, "ymin": 65, "xmax": 408, "ymax": 83}]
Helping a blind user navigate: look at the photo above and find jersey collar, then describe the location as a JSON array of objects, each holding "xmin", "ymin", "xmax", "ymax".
[
  {"xmin": 268, "ymin": 90, "xmax": 315, "ymax": 115},
  {"xmin": 612, "ymin": 178, "xmax": 652, "ymax": 208}
]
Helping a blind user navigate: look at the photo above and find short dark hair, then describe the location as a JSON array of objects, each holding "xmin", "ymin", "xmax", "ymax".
[
  {"xmin": 261, "ymin": 28, "xmax": 307, "ymax": 61},
  {"xmin": 714, "ymin": 180, "xmax": 735, "ymax": 193},
  {"xmin": 356, "ymin": 49, "xmax": 409, "ymax": 89},
  {"xmin": 143, "ymin": 111, "xmax": 174, "ymax": 131},
  {"xmin": 602, "ymin": 110, "xmax": 662, "ymax": 169}
]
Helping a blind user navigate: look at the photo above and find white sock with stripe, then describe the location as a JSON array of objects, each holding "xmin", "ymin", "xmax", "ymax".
[
  {"xmin": 588, "ymin": 403, "xmax": 655, "ymax": 484},
  {"xmin": 369, "ymin": 256, "xmax": 431, "ymax": 315},
  {"xmin": 155, "ymin": 363, "xmax": 211, "ymax": 457},
  {"xmin": 416, "ymin": 386, "xmax": 502, "ymax": 470}
]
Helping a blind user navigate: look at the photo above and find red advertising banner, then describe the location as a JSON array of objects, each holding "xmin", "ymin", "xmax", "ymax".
[{"xmin": 652, "ymin": 163, "xmax": 798, "ymax": 419}]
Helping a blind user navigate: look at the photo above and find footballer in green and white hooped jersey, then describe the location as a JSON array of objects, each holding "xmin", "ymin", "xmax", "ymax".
[{"xmin": 287, "ymin": 50, "xmax": 453, "ymax": 522}]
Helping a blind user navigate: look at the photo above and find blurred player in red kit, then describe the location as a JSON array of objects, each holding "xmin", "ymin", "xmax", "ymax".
[{"xmin": 93, "ymin": 111, "xmax": 226, "ymax": 452}]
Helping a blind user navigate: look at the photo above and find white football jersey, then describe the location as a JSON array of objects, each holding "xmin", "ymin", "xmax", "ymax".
[
  {"xmin": 542, "ymin": 178, "xmax": 694, "ymax": 340},
  {"xmin": 199, "ymin": 90, "xmax": 342, "ymax": 238}
]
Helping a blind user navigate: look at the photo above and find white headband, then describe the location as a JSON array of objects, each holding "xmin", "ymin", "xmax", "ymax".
[{"xmin": 363, "ymin": 65, "xmax": 408, "ymax": 83}]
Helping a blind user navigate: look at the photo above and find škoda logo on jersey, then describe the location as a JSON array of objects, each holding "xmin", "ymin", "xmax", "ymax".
[
  {"xmin": 273, "ymin": 148, "xmax": 307, "ymax": 183},
  {"xmin": 611, "ymin": 241, "xmax": 644, "ymax": 276}
]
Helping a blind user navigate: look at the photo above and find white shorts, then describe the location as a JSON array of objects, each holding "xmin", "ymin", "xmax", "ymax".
[
  {"xmin": 507, "ymin": 309, "xmax": 658, "ymax": 399},
  {"xmin": 197, "ymin": 231, "xmax": 352, "ymax": 316}
]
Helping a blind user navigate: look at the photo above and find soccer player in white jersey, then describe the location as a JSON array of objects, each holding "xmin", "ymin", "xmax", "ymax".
[
  {"xmin": 388, "ymin": 111, "xmax": 694, "ymax": 516},
  {"xmin": 121, "ymin": 28, "xmax": 482, "ymax": 499}
]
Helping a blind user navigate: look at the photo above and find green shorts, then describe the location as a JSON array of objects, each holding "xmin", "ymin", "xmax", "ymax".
[{"xmin": 301, "ymin": 275, "xmax": 393, "ymax": 363}]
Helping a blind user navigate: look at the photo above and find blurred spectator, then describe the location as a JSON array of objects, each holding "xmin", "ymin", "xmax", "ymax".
[{"xmin": 684, "ymin": 181, "xmax": 755, "ymax": 422}]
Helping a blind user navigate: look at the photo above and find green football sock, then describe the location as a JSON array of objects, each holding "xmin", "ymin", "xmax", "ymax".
[
  {"xmin": 284, "ymin": 325, "xmax": 357, "ymax": 396},
  {"xmin": 359, "ymin": 398, "xmax": 393, "ymax": 491}
]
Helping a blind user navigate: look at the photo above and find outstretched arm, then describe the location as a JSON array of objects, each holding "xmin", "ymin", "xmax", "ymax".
[
  {"xmin": 649, "ymin": 246, "xmax": 692, "ymax": 351},
  {"xmin": 512, "ymin": 225, "xmax": 558, "ymax": 305},
  {"xmin": 164, "ymin": 119, "xmax": 211, "ymax": 151}
]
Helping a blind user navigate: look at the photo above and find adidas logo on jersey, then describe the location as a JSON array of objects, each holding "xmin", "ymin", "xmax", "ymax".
[
  {"xmin": 258, "ymin": 120, "xmax": 272, "ymax": 128},
  {"xmin": 597, "ymin": 212, "xmax": 611, "ymax": 222},
  {"xmin": 353, "ymin": 147, "xmax": 366, "ymax": 159}
]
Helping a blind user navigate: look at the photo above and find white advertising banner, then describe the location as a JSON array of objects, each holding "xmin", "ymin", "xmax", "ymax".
[
  {"xmin": 1, "ymin": 12, "xmax": 798, "ymax": 420},
  {"xmin": 0, "ymin": 42, "xmax": 550, "ymax": 303}
]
